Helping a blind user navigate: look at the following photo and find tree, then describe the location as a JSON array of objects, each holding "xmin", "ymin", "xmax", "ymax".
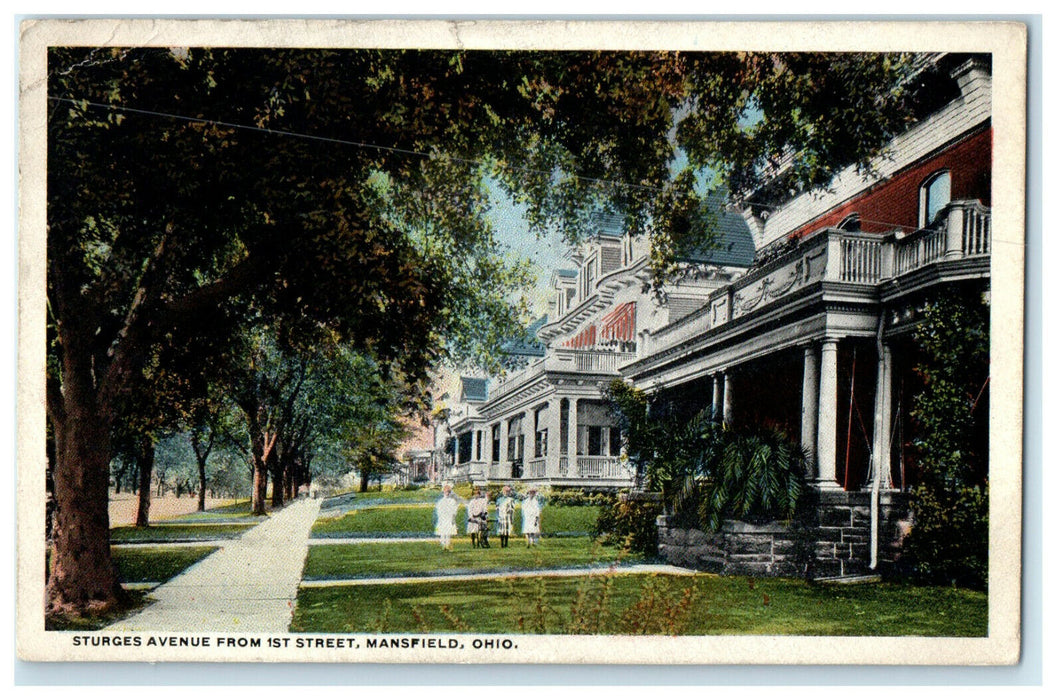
[
  {"xmin": 186, "ymin": 388, "xmax": 243, "ymax": 511},
  {"xmin": 47, "ymin": 47, "xmax": 918, "ymax": 614}
]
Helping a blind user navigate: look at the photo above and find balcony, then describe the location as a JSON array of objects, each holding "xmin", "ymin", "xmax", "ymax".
[
  {"xmin": 644, "ymin": 200, "xmax": 990, "ymax": 356},
  {"xmin": 488, "ymin": 349, "xmax": 638, "ymax": 401}
]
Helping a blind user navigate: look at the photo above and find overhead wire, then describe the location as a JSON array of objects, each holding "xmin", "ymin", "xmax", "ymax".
[
  {"xmin": 49, "ymin": 94, "xmax": 928, "ymax": 234},
  {"xmin": 48, "ymin": 95, "xmax": 665, "ymax": 195}
]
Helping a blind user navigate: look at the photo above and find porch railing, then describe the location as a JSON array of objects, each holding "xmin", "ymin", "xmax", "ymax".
[
  {"xmin": 527, "ymin": 458, "xmax": 547, "ymax": 479},
  {"xmin": 645, "ymin": 200, "xmax": 990, "ymax": 356},
  {"xmin": 576, "ymin": 455, "xmax": 629, "ymax": 479},
  {"xmin": 489, "ymin": 350, "xmax": 636, "ymax": 401}
]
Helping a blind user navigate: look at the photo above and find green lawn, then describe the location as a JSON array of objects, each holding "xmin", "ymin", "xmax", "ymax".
[
  {"xmin": 322, "ymin": 489, "xmax": 439, "ymax": 507},
  {"xmin": 110, "ymin": 523, "xmax": 256, "ymax": 542},
  {"xmin": 112, "ymin": 545, "xmax": 218, "ymax": 583},
  {"xmin": 303, "ymin": 538, "xmax": 634, "ymax": 579},
  {"xmin": 311, "ymin": 504, "xmax": 599, "ymax": 537},
  {"xmin": 46, "ymin": 546, "xmax": 217, "ymax": 631},
  {"xmin": 164, "ymin": 502, "xmax": 267, "ymax": 523},
  {"xmin": 292, "ymin": 573, "xmax": 988, "ymax": 637}
]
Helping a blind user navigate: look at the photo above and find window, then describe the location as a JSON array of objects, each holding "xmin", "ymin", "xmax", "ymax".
[
  {"xmin": 920, "ymin": 170, "xmax": 951, "ymax": 228},
  {"xmin": 534, "ymin": 406, "xmax": 548, "ymax": 458},
  {"xmin": 491, "ymin": 425, "xmax": 500, "ymax": 462},
  {"xmin": 559, "ymin": 399, "xmax": 569, "ymax": 455},
  {"xmin": 609, "ymin": 426, "xmax": 622, "ymax": 456},
  {"xmin": 838, "ymin": 213, "xmax": 861, "ymax": 232},
  {"xmin": 586, "ymin": 426, "xmax": 603, "ymax": 456},
  {"xmin": 581, "ymin": 254, "xmax": 597, "ymax": 299},
  {"xmin": 507, "ymin": 416, "xmax": 523, "ymax": 462},
  {"xmin": 458, "ymin": 432, "xmax": 473, "ymax": 464},
  {"xmin": 535, "ymin": 428, "xmax": 548, "ymax": 458}
]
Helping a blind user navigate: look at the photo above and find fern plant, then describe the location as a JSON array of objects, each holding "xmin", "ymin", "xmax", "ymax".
[{"xmin": 697, "ymin": 428, "xmax": 808, "ymax": 531}]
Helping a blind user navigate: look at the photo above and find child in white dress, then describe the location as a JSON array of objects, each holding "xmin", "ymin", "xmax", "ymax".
[{"xmin": 434, "ymin": 483, "xmax": 460, "ymax": 550}]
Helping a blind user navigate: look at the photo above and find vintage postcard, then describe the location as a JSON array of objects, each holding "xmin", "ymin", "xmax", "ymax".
[{"xmin": 17, "ymin": 19, "xmax": 1027, "ymax": 664}]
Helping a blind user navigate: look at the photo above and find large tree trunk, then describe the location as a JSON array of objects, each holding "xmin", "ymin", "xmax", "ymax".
[
  {"xmin": 47, "ymin": 380, "xmax": 123, "ymax": 614},
  {"xmin": 135, "ymin": 436, "xmax": 154, "ymax": 528},
  {"xmin": 251, "ymin": 453, "xmax": 268, "ymax": 515},
  {"xmin": 360, "ymin": 469, "xmax": 370, "ymax": 493},
  {"xmin": 197, "ymin": 458, "xmax": 207, "ymax": 511},
  {"xmin": 269, "ymin": 448, "xmax": 284, "ymax": 508},
  {"xmin": 244, "ymin": 414, "xmax": 266, "ymax": 516}
]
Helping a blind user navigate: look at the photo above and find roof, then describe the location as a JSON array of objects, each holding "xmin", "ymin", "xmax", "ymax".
[
  {"xmin": 677, "ymin": 193, "xmax": 756, "ymax": 268},
  {"xmin": 459, "ymin": 377, "xmax": 489, "ymax": 403},
  {"xmin": 500, "ymin": 315, "xmax": 548, "ymax": 358},
  {"xmin": 593, "ymin": 210, "xmax": 627, "ymax": 237},
  {"xmin": 556, "ymin": 269, "xmax": 578, "ymax": 279}
]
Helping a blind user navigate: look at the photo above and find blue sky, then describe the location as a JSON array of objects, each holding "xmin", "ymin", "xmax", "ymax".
[{"xmin": 486, "ymin": 183, "xmax": 573, "ymax": 320}]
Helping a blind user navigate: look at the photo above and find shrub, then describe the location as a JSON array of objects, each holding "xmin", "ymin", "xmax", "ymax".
[
  {"xmin": 901, "ymin": 484, "xmax": 988, "ymax": 590},
  {"xmin": 901, "ymin": 291, "xmax": 990, "ymax": 590},
  {"xmin": 594, "ymin": 496, "xmax": 661, "ymax": 558},
  {"xmin": 547, "ymin": 489, "xmax": 614, "ymax": 507}
]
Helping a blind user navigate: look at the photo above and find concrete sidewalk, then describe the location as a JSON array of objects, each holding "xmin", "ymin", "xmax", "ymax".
[
  {"xmin": 300, "ymin": 563, "xmax": 698, "ymax": 587},
  {"xmin": 109, "ymin": 498, "xmax": 323, "ymax": 633}
]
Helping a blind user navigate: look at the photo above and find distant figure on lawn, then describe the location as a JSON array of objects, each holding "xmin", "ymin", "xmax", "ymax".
[
  {"xmin": 495, "ymin": 485, "xmax": 517, "ymax": 548},
  {"xmin": 434, "ymin": 483, "xmax": 461, "ymax": 550},
  {"xmin": 522, "ymin": 487, "xmax": 544, "ymax": 547},
  {"xmin": 467, "ymin": 487, "xmax": 491, "ymax": 548}
]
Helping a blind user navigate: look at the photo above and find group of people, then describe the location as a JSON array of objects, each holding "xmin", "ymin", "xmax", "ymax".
[{"xmin": 434, "ymin": 483, "xmax": 544, "ymax": 550}]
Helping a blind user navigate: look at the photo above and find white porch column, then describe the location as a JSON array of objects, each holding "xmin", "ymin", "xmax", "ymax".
[
  {"xmin": 499, "ymin": 420, "xmax": 509, "ymax": 480},
  {"xmin": 817, "ymin": 338, "xmax": 841, "ymax": 488},
  {"xmin": 546, "ymin": 399, "xmax": 562, "ymax": 478},
  {"xmin": 523, "ymin": 412, "xmax": 535, "ymax": 477},
  {"xmin": 722, "ymin": 370, "xmax": 734, "ymax": 426},
  {"xmin": 566, "ymin": 399, "xmax": 579, "ymax": 477},
  {"xmin": 869, "ymin": 343, "xmax": 894, "ymax": 488},
  {"xmin": 711, "ymin": 373, "xmax": 722, "ymax": 422},
  {"xmin": 801, "ymin": 344, "xmax": 820, "ymax": 478}
]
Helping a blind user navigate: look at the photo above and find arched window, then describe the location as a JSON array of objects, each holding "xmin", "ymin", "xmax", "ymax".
[
  {"xmin": 838, "ymin": 213, "xmax": 862, "ymax": 232},
  {"xmin": 920, "ymin": 170, "xmax": 951, "ymax": 228}
]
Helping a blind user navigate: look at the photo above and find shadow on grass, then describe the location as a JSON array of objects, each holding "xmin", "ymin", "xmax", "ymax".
[
  {"xmin": 45, "ymin": 546, "xmax": 219, "ymax": 631},
  {"xmin": 45, "ymin": 590, "xmax": 153, "ymax": 631}
]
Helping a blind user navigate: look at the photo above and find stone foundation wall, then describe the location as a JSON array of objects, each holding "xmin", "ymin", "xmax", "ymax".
[{"xmin": 657, "ymin": 490, "xmax": 911, "ymax": 579}]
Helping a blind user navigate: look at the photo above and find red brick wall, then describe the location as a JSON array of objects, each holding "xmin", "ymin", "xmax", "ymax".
[{"xmin": 792, "ymin": 126, "xmax": 991, "ymax": 238}]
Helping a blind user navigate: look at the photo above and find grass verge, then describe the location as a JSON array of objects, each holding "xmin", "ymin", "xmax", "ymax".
[
  {"xmin": 303, "ymin": 538, "xmax": 634, "ymax": 579},
  {"xmin": 46, "ymin": 546, "xmax": 218, "ymax": 631},
  {"xmin": 46, "ymin": 590, "xmax": 154, "ymax": 631},
  {"xmin": 112, "ymin": 545, "xmax": 218, "ymax": 583},
  {"xmin": 110, "ymin": 523, "xmax": 255, "ymax": 542},
  {"xmin": 292, "ymin": 573, "xmax": 988, "ymax": 637},
  {"xmin": 311, "ymin": 504, "xmax": 599, "ymax": 537}
]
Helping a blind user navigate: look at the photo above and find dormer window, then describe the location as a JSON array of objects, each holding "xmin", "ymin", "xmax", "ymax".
[
  {"xmin": 581, "ymin": 254, "xmax": 598, "ymax": 299},
  {"xmin": 920, "ymin": 170, "xmax": 951, "ymax": 228}
]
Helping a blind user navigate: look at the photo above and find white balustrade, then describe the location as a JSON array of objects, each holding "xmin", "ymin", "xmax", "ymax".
[
  {"xmin": 646, "ymin": 201, "xmax": 990, "ymax": 355},
  {"xmin": 488, "ymin": 351, "xmax": 636, "ymax": 400},
  {"xmin": 527, "ymin": 458, "xmax": 547, "ymax": 478},
  {"xmin": 576, "ymin": 455, "xmax": 628, "ymax": 479}
]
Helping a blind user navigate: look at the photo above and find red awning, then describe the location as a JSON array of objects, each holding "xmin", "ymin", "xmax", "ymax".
[
  {"xmin": 599, "ymin": 301, "xmax": 636, "ymax": 343},
  {"xmin": 562, "ymin": 302, "xmax": 634, "ymax": 348}
]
